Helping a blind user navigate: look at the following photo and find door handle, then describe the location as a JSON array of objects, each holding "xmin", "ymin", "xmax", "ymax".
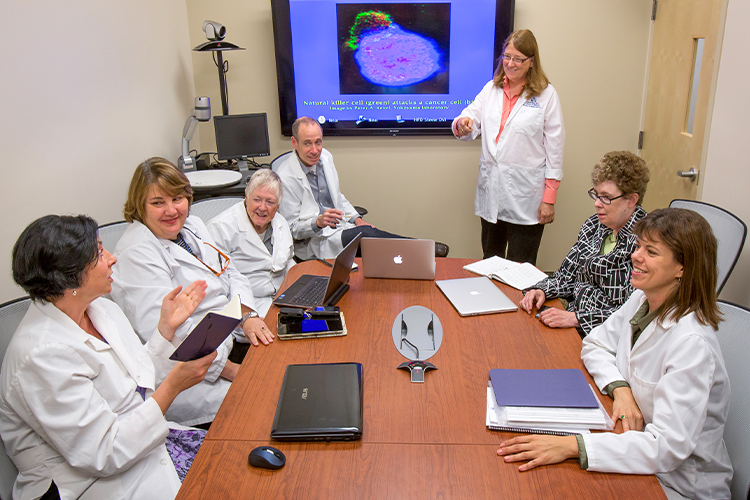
[{"xmin": 676, "ymin": 168, "xmax": 699, "ymax": 181}]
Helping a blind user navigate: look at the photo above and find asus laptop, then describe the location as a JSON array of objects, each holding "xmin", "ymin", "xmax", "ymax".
[
  {"xmin": 360, "ymin": 238, "xmax": 436, "ymax": 280},
  {"xmin": 271, "ymin": 362, "xmax": 363, "ymax": 441},
  {"xmin": 273, "ymin": 233, "xmax": 361, "ymax": 308},
  {"xmin": 436, "ymin": 276, "xmax": 518, "ymax": 316}
]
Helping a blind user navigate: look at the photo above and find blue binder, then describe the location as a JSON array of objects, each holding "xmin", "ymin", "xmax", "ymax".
[{"xmin": 489, "ymin": 368, "xmax": 599, "ymax": 408}]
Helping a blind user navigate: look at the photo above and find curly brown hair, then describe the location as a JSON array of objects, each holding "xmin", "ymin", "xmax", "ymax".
[{"xmin": 591, "ymin": 151, "xmax": 650, "ymax": 205}]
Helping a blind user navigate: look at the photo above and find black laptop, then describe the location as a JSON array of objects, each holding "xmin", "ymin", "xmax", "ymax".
[
  {"xmin": 273, "ymin": 233, "xmax": 362, "ymax": 308},
  {"xmin": 271, "ymin": 363, "xmax": 363, "ymax": 441}
]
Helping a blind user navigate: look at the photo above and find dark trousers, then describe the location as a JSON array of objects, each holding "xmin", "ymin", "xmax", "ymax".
[
  {"xmin": 480, "ymin": 218, "xmax": 544, "ymax": 266},
  {"xmin": 342, "ymin": 225, "xmax": 406, "ymax": 256},
  {"xmin": 40, "ymin": 481, "xmax": 60, "ymax": 500}
]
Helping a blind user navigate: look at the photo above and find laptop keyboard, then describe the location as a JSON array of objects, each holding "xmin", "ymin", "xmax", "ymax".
[{"xmin": 289, "ymin": 277, "xmax": 328, "ymax": 305}]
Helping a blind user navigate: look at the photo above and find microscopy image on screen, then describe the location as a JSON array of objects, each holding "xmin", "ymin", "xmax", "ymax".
[{"xmin": 337, "ymin": 3, "xmax": 450, "ymax": 95}]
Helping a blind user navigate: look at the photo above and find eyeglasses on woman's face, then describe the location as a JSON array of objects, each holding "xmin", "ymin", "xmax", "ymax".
[
  {"xmin": 588, "ymin": 188, "xmax": 627, "ymax": 205},
  {"xmin": 501, "ymin": 53, "xmax": 530, "ymax": 64}
]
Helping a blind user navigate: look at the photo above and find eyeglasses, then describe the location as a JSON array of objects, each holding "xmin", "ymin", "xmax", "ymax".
[
  {"xmin": 192, "ymin": 241, "xmax": 231, "ymax": 277},
  {"xmin": 502, "ymin": 53, "xmax": 531, "ymax": 64},
  {"xmin": 588, "ymin": 188, "xmax": 627, "ymax": 205}
]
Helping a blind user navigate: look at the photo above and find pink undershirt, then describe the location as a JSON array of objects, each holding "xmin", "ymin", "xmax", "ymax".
[{"xmin": 496, "ymin": 76, "xmax": 560, "ymax": 205}]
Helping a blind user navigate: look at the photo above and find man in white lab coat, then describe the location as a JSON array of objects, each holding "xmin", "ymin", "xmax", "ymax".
[{"xmin": 276, "ymin": 117, "xmax": 448, "ymax": 260}]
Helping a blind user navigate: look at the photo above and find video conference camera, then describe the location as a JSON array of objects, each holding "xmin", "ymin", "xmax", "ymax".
[{"xmin": 202, "ymin": 21, "xmax": 226, "ymax": 41}]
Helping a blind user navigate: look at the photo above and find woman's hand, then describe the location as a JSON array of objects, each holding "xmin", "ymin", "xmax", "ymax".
[
  {"xmin": 538, "ymin": 203, "xmax": 555, "ymax": 224},
  {"xmin": 538, "ymin": 308, "xmax": 580, "ymax": 329},
  {"xmin": 243, "ymin": 317, "xmax": 274, "ymax": 346},
  {"xmin": 497, "ymin": 435, "xmax": 579, "ymax": 471},
  {"xmin": 157, "ymin": 281, "xmax": 207, "ymax": 341},
  {"xmin": 519, "ymin": 289, "xmax": 546, "ymax": 314},
  {"xmin": 170, "ymin": 351, "xmax": 216, "ymax": 392},
  {"xmin": 612, "ymin": 386, "xmax": 644, "ymax": 431},
  {"xmin": 153, "ymin": 351, "xmax": 217, "ymax": 415},
  {"xmin": 220, "ymin": 360, "xmax": 240, "ymax": 382},
  {"xmin": 454, "ymin": 117, "xmax": 474, "ymax": 137}
]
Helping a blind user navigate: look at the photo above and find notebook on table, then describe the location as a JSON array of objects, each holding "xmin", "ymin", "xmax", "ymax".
[
  {"xmin": 435, "ymin": 276, "xmax": 518, "ymax": 316},
  {"xmin": 273, "ymin": 233, "xmax": 362, "ymax": 308},
  {"xmin": 487, "ymin": 370, "xmax": 613, "ymax": 430},
  {"xmin": 360, "ymin": 238, "xmax": 435, "ymax": 280},
  {"xmin": 271, "ymin": 362, "xmax": 363, "ymax": 441}
]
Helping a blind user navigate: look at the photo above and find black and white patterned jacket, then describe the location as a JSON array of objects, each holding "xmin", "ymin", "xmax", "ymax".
[{"xmin": 528, "ymin": 206, "xmax": 648, "ymax": 335}]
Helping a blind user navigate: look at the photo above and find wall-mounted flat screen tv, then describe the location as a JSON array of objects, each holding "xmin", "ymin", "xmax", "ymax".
[{"xmin": 270, "ymin": 0, "xmax": 515, "ymax": 136}]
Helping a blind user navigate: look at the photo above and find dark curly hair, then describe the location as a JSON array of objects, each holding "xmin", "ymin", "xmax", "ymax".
[{"xmin": 12, "ymin": 215, "xmax": 100, "ymax": 302}]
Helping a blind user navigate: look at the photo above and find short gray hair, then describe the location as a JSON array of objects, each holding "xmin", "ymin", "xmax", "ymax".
[{"xmin": 245, "ymin": 168, "xmax": 283, "ymax": 202}]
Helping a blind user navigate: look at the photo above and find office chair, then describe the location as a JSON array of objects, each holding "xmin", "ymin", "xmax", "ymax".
[
  {"xmin": 715, "ymin": 300, "xmax": 750, "ymax": 500},
  {"xmin": 0, "ymin": 297, "xmax": 31, "ymax": 499},
  {"xmin": 270, "ymin": 150, "xmax": 368, "ymax": 217},
  {"xmin": 270, "ymin": 151, "xmax": 292, "ymax": 172},
  {"xmin": 190, "ymin": 196, "xmax": 244, "ymax": 224},
  {"xmin": 669, "ymin": 200, "xmax": 746, "ymax": 293},
  {"xmin": 98, "ymin": 221, "xmax": 130, "ymax": 254}
]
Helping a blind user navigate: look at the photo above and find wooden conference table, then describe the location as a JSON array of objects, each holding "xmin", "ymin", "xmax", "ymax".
[{"xmin": 177, "ymin": 259, "xmax": 665, "ymax": 499}]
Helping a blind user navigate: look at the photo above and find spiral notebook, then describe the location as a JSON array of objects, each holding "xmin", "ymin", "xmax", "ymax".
[{"xmin": 486, "ymin": 387, "xmax": 590, "ymax": 436}]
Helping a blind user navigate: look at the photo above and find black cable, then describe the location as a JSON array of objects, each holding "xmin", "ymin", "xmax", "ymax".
[{"xmin": 211, "ymin": 52, "xmax": 230, "ymax": 112}]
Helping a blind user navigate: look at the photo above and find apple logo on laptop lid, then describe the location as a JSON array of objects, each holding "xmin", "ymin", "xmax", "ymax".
[{"xmin": 393, "ymin": 255, "xmax": 403, "ymax": 264}]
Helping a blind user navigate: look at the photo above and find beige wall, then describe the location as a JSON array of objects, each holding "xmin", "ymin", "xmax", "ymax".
[
  {"xmin": 15, "ymin": 1, "xmax": 740, "ymax": 307},
  {"xmin": 186, "ymin": 0, "xmax": 652, "ymax": 269},
  {"xmin": 0, "ymin": 0, "xmax": 197, "ymax": 302},
  {"xmin": 702, "ymin": 0, "xmax": 750, "ymax": 306}
]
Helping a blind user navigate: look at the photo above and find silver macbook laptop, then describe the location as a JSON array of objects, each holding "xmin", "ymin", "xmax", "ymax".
[
  {"xmin": 360, "ymin": 238, "xmax": 435, "ymax": 280},
  {"xmin": 271, "ymin": 363, "xmax": 363, "ymax": 442},
  {"xmin": 436, "ymin": 277, "xmax": 518, "ymax": 316}
]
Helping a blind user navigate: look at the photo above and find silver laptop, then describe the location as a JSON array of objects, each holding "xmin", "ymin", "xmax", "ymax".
[
  {"xmin": 360, "ymin": 238, "xmax": 435, "ymax": 280},
  {"xmin": 436, "ymin": 277, "xmax": 518, "ymax": 316}
]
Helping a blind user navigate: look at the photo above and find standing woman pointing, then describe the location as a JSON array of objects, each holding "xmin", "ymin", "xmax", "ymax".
[{"xmin": 453, "ymin": 29, "xmax": 565, "ymax": 265}]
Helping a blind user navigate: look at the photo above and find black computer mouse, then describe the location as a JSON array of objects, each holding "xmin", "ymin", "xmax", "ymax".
[{"xmin": 248, "ymin": 446, "xmax": 286, "ymax": 469}]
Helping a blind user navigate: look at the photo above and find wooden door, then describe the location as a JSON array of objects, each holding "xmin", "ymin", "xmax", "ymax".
[{"xmin": 640, "ymin": 0, "xmax": 725, "ymax": 210}]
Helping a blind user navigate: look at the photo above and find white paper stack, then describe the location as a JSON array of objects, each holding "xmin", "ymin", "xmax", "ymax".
[{"xmin": 486, "ymin": 383, "xmax": 614, "ymax": 435}]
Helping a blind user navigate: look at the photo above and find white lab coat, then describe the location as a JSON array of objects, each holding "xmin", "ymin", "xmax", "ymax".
[
  {"xmin": 0, "ymin": 298, "xmax": 181, "ymax": 500},
  {"xmin": 453, "ymin": 81, "xmax": 565, "ymax": 225},
  {"xmin": 207, "ymin": 201, "xmax": 295, "ymax": 317},
  {"xmin": 111, "ymin": 216, "xmax": 257, "ymax": 426},
  {"xmin": 276, "ymin": 149, "xmax": 359, "ymax": 260},
  {"xmin": 581, "ymin": 290, "xmax": 732, "ymax": 500}
]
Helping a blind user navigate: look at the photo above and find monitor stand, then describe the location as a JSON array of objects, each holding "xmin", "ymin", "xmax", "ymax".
[{"xmin": 238, "ymin": 157, "xmax": 250, "ymax": 182}]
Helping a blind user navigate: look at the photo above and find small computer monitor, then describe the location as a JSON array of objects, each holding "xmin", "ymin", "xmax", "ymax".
[{"xmin": 214, "ymin": 113, "xmax": 271, "ymax": 166}]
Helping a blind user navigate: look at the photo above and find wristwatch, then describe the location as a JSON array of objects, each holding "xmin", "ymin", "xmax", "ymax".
[{"xmin": 240, "ymin": 309, "xmax": 259, "ymax": 327}]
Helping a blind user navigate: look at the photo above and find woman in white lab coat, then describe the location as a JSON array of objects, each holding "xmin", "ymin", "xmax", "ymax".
[
  {"xmin": 0, "ymin": 214, "xmax": 215, "ymax": 500},
  {"xmin": 111, "ymin": 158, "xmax": 273, "ymax": 427},
  {"xmin": 497, "ymin": 208, "xmax": 732, "ymax": 500},
  {"xmin": 207, "ymin": 169, "xmax": 295, "ymax": 317},
  {"xmin": 453, "ymin": 29, "xmax": 564, "ymax": 265}
]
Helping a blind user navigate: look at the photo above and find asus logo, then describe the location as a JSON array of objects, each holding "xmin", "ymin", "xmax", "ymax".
[{"xmin": 301, "ymin": 388, "xmax": 308, "ymax": 400}]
